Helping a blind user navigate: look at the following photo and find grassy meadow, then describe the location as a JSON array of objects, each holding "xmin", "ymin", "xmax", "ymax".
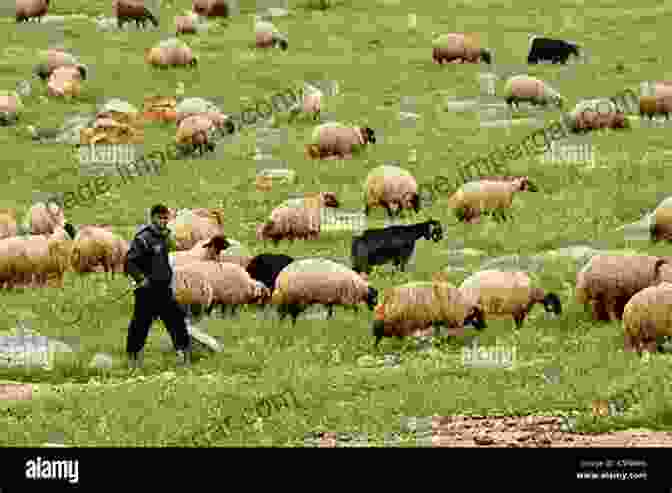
[{"xmin": 2, "ymin": 0, "xmax": 672, "ymax": 446}]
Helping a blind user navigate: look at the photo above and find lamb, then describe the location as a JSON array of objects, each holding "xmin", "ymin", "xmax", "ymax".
[
  {"xmin": 256, "ymin": 192, "xmax": 340, "ymax": 245},
  {"xmin": 305, "ymin": 122, "xmax": 376, "ymax": 160},
  {"xmin": 0, "ymin": 209, "xmax": 17, "ymax": 239},
  {"xmin": 245, "ymin": 253, "xmax": 295, "ymax": 295},
  {"xmin": 70, "ymin": 225, "xmax": 129, "ymax": 276},
  {"xmin": 168, "ymin": 209, "xmax": 225, "ymax": 250},
  {"xmin": 47, "ymin": 66, "xmax": 85, "ymax": 98},
  {"xmin": 169, "ymin": 235, "xmax": 230, "ymax": 266},
  {"xmin": 364, "ymin": 165, "xmax": 420, "ymax": 219},
  {"xmin": 24, "ymin": 202, "xmax": 66, "ymax": 235},
  {"xmin": 192, "ymin": 0, "xmax": 230, "ymax": 17},
  {"xmin": 568, "ymin": 99, "xmax": 630, "ymax": 132},
  {"xmin": 458, "ymin": 269, "xmax": 562, "ymax": 329},
  {"xmin": 145, "ymin": 39, "xmax": 198, "ymax": 68},
  {"xmin": 575, "ymin": 255, "xmax": 672, "ymax": 322},
  {"xmin": 271, "ymin": 261, "xmax": 378, "ymax": 324},
  {"xmin": 351, "ymin": 220, "xmax": 444, "ymax": 274},
  {"xmin": 33, "ymin": 49, "xmax": 86, "ymax": 81},
  {"xmin": 16, "ymin": 0, "xmax": 50, "ymax": 22},
  {"xmin": 371, "ymin": 280, "xmax": 487, "ymax": 348},
  {"xmin": 623, "ymin": 282, "xmax": 672, "ymax": 354},
  {"xmin": 639, "ymin": 95, "xmax": 672, "ymax": 120},
  {"xmin": 432, "ymin": 33, "xmax": 492, "ymax": 65},
  {"xmin": 255, "ymin": 20, "xmax": 288, "ymax": 50},
  {"xmin": 114, "ymin": 0, "xmax": 159, "ymax": 29},
  {"xmin": 0, "ymin": 91, "xmax": 23, "ymax": 126},
  {"xmin": 527, "ymin": 36, "xmax": 581, "ymax": 65},
  {"xmin": 446, "ymin": 176, "xmax": 538, "ymax": 224},
  {"xmin": 503, "ymin": 75, "xmax": 565, "ymax": 109}
]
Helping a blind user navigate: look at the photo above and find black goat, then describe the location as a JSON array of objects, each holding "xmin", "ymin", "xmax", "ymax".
[
  {"xmin": 245, "ymin": 253, "xmax": 295, "ymax": 294},
  {"xmin": 351, "ymin": 220, "xmax": 443, "ymax": 274},
  {"xmin": 527, "ymin": 36, "xmax": 581, "ymax": 65}
]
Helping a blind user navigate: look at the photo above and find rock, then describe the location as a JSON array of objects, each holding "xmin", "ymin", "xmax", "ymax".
[{"xmin": 89, "ymin": 353, "xmax": 114, "ymax": 370}]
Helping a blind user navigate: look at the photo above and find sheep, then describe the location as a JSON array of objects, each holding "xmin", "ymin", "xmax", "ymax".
[
  {"xmin": 16, "ymin": 0, "xmax": 50, "ymax": 22},
  {"xmin": 446, "ymin": 176, "xmax": 538, "ymax": 224},
  {"xmin": 145, "ymin": 39, "xmax": 198, "ymax": 68},
  {"xmin": 623, "ymin": 282, "xmax": 672, "ymax": 354},
  {"xmin": 568, "ymin": 99, "xmax": 630, "ymax": 132},
  {"xmin": 289, "ymin": 83, "xmax": 321, "ymax": 122},
  {"xmin": 432, "ymin": 33, "xmax": 492, "ymax": 65},
  {"xmin": 192, "ymin": 0, "xmax": 230, "ymax": 18},
  {"xmin": 0, "ymin": 209, "xmax": 17, "ymax": 240},
  {"xmin": 650, "ymin": 196, "xmax": 672, "ymax": 243},
  {"xmin": 527, "ymin": 37, "xmax": 581, "ymax": 65},
  {"xmin": 33, "ymin": 49, "xmax": 86, "ymax": 81},
  {"xmin": 47, "ymin": 66, "xmax": 84, "ymax": 98},
  {"xmin": 575, "ymin": 255, "xmax": 672, "ymax": 322},
  {"xmin": 175, "ymin": 115, "xmax": 217, "ymax": 156},
  {"xmin": 168, "ymin": 209, "xmax": 225, "ymax": 250},
  {"xmin": 172, "ymin": 263, "xmax": 215, "ymax": 307},
  {"xmin": 114, "ymin": 0, "xmax": 159, "ymax": 29},
  {"xmin": 175, "ymin": 14, "xmax": 198, "ymax": 35},
  {"xmin": 70, "ymin": 226, "xmax": 129, "ymax": 276},
  {"xmin": 245, "ymin": 253, "xmax": 295, "ymax": 295},
  {"xmin": 364, "ymin": 165, "xmax": 420, "ymax": 219},
  {"xmin": 458, "ymin": 269, "xmax": 562, "ymax": 329},
  {"xmin": 271, "ymin": 263, "xmax": 378, "ymax": 325},
  {"xmin": 0, "ymin": 91, "xmax": 23, "ymax": 126},
  {"xmin": 351, "ymin": 220, "xmax": 444, "ymax": 274},
  {"xmin": 16, "ymin": 226, "xmax": 75, "ymax": 288},
  {"xmin": 0, "ymin": 235, "xmax": 28, "ymax": 289},
  {"xmin": 255, "ymin": 20, "xmax": 288, "ymax": 50},
  {"xmin": 371, "ymin": 280, "xmax": 487, "ymax": 348},
  {"xmin": 23, "ymin": 202, "xmax": 66, "ymax": 235},
  {"xmin": 305, "ymin": 122, "xmax": 376, "ymax": 160},
  {"xmin": 256, "ymin": 192, "xmax": 340, "ymax": 245},
  {"xmin": 218, "ymin": 244, "xmax": 253, "ymax": 270},
  {"xmin": 639, "ymin": 95, "xmax": 672, "ymax": 120},
  {"xmin": 169, "ymin": 235, "xmax": 230, "ymax": 266},
  {"xmin": 503, "ymin": 75, "xmax": 565, "ymax": 110}
]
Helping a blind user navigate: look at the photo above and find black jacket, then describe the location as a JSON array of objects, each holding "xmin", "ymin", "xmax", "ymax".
[{"xmin": 125, "ymin": 224, "xmax": 173, "ymax": 285}]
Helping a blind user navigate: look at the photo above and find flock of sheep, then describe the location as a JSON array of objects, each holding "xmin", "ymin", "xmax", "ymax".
[{"xmin": 4, "ymin": 0, "xmax": 672, "ymax": 356}]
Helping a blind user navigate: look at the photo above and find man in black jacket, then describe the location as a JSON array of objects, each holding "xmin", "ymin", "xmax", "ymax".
[{"xmin": 124, "ymin": 204, "xmax": 191, "ymax": 369}]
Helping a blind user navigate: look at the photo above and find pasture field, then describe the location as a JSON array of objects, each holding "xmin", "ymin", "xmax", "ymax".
[{"xmin": 1, "ymin": 0, "xmax": 672, "ymax": 447}]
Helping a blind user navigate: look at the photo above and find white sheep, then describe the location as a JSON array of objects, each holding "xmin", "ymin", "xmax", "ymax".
[
  {"xmin": 503, "ymin": 75, "xmax": 565, "ymax": 110},
  {"xmin": 446, "ymin": 176, "xmax": 538, "ymax": 223},
  {"xmin": 145, "ymin": 38, "xmax": 198, "ymax": 68},
  {"xmin": 623, "ymin": 282, "xmax": 672, "ymax": 354},
  {"xmin": 306, "ymin": 122, "xmax": 376, "ymax": 160},
  {"xmin": 458, "ymin": 269, "xmax": 562, "ymax": 329},
  {"xmin": 364, "ymin": 165, "xmax": 420, "ymax": 218},
  {"xmin": 16, "ymin": 0, "xmax": 50, "ymax": 23}
]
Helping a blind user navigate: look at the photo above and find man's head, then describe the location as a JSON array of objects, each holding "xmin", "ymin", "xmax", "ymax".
[{"xmin": 150, "ymin": 204, "xmax": 170, "ymax": 233}]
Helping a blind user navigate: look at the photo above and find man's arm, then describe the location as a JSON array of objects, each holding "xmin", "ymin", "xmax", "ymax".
[{"xmin": 125, "ymin": 234, "xmax": 149, "ymax": 284}]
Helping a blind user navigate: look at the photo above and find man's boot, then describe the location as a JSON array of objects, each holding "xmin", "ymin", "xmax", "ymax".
[{"xmin": 128, "ymin": 350, "xmax": 143, "ymax": 370}]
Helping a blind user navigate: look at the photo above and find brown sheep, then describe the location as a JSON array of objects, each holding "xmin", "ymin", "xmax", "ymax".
[
  {"xmin": 18, "ymin": 226, "xmax": 73, "ymax": 288},
  {"xmin": 175, "ymin": 14, "xmax": 197, "ymax": 35},
  {"xmin": 47, "ymin": 66, "xmax": 84, "ymax": 98},
  {"xmin": 650, "ymin": 196, "xmax": 672, "ymax": 243},
  {"xmin": 169, "ymin": 235, "xmax": 231, "ymax": 266},
  {"xmin": 576, "ymin": 255, "xmax": 672, "ymax": 322},
  {"xmin": 175, "ymin": 115, "xmax": 215, "ymax": 155},
  {"xmin": 364, "ymin": 165, "xmax": 419, "ymax": 218},
  {"xmin": 306, "ymin": 122, "xmax": 376, "ymax": 160},
  {"xmin": 446, "ymin": 176, "xmax": 538, "ymax": 223},
  {"xmin": 568, "ymin": 99, "xmax": 630, "ymax": 132},
  {"xmin": 503, "ymin": 75, "xmax": 565, "ymax": 109},
  {"xmin": 145, "ymin": 39, "xmax": 198, "ymax": 68},
  {"xmin": 16, "ymin": 0, "xmax": 50, "ymax": 23},
  {"xmin": 432, "ymin": 33, "xmax": 492, "ymax": 65},
  {"xmin": 169, "ymin": 209, "xmax": 225, "ymax": 250},
  {"xmin": 623, "ymin": 282, "xmax": 672, "ymax": 354},
  {"xmin": 639, "ymin": 95, "xmax": 672, "ymax": 120},
  {"xmin": 192, "ymin": 0, "xmax": 229, "ymax": 18},
  {"xmin": 114, "ymin": 0, "xmax": 159, "ymax": 29},
  {"xmin": 70, "ymin": 226, "xmax": 129, "ymax": 277}
]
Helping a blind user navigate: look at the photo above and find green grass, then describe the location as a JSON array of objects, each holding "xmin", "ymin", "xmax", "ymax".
[{"xmin": 2, "ymin": 0, "xmax": 672, "ymax": 446}]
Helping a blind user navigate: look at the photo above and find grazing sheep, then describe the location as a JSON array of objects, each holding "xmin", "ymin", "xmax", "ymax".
[
  {"xmin": 192, "ymin": 0, "xmax": 230, "ymax": 17},
  {"xmin": 272, "ymin": 263, "xmax": 378, "ymax": 324},
  {"xmin": 0, "ymin": 235, "xmax": 26, "ymax": 289},
  {"xmin": 458, "ymin": 270, "xmax": 562, "ymax": 329},
  {"xmin": 576, "ymin": 255, "xmax": 672, "ymax": 322},
  {"xmin": 639, "ymin": 95, "xmax": 672, "ymax": 120},
  {"xmin": 24, "ymin": 202, "xmax": 66, "ymax": 235},
  {"xmin": 169, "ymin": 235, "xmax": 230, "ymax": 266},
  {"xmin": 0, "ymin": 209, "xmax": 17, "ymax": 239},
  {"xmin": 256, "ymin": 192, "xmax": 340, "ymax": 245},
  {"xmin": 503, "ymin": 75, "xmax": 565, "ymax": 109},
  {"xmin": 175, "ymin": 14, "xmax": 198, "ymax": 35},
  {"xmin": 17, "ymin": 226, "xmax": 75, "ymax": 288},
  {"xmin": 16, "ymin": 0, "xmax": 50, "ymax": 22},
  {"xmin": 33, "ymin": 50, "xmax": 85, "ymax": 81},
  {"xmin": 351, "ymin": 220, "xmax": 444, "ymax": 274},
  {"xmin": 245, "ymin": 254, "xmax": 295, "ymax": 295},
  {"xmin": 114, "ymin": 0, "xmax": 159, "ymax": 29},
  {"xmin": 0, "ymin": 91, "xmax": 23, "ymax": 126},
  {"xmin": 145, "ymin": 39, "xmax": 198, "ymax": 68},
  {"xmin": 364, "ymin": 165, "xmax": 420, "ymax": 219},
  {"xmin": 527, "ymin": 36, "xmax": 581, "ymax": 65},
  {"xmin": 568, "ymin": 99, "xmax": 630, "ymax": 132},
  {"xmin": 172, "ymin": 263, "xmax": 214, "ymax": 307},
  {"xmin": 623, "ymin": 282, "xmax": 672, "ymax": 354},
  {"xmin": 371, "ymin": 281, "xmax": 487, "ymax": 348},
  {"xmin": 446, "ymin": 176, "xmax": 538, "ymax": 224},
  {"xmin": 289, "ymin": 83, "xmax": 321, "ymax": 122},
  {"xmin": 432, "ymin": 33, "xmax": 491, "ymax": 65},
  {"xmin": 306, "ymin": 122, "xmax": 376, "ymax": 160},
  {"xmin": 70, "ymin": 226, "xmax": 129, "ymax": 276},
  {"xmin": 176, "ymin": 115, "xmax": 217, "ymax": 156},
  {"xmin": 255, "ymin": 20, "xmax": 288, "ymax": 50},
  {"xmin": 169, "ymin": 209, "xmax": 225, "ymax": 250},
  {"xmin": 47, "ymin": 66, "xmax": 85, "ymax": 98}
]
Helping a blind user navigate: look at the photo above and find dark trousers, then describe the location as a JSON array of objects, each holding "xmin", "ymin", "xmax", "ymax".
[{"xmin": 126, "ymin": 284, "xmax": 191, "ymax": 354}]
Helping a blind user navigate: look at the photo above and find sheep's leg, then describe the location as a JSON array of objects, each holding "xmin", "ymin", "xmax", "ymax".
[
  {"xmin": 326, "ymin": 304, "xmax": 334, "ymax": 318},
  {"xmin": 230, "ymin": 305, "xmax": 239, "ymax": 317},
  {"xmin": 513, "ymin": 312, "xmax": 526, "ymax": 329},
  {"xmin": 605, "ymin": 299, "xmax": 620, "ymax": 322},
  {"xmin": 384, "ymin": 203, "xmax": 394, "ymax": 219},
  {"xmin": 624, "ymin": 332, "xmax": 637, "ymax": 352}
]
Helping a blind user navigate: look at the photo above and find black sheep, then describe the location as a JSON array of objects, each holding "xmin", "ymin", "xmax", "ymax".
[
  {"xmin": 527, "ymin": 36, "xmax": 580, "ymax": 65},
  {"xmin": 245, "ymin": 253, "xmax": 295, "ymax": 294}
]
